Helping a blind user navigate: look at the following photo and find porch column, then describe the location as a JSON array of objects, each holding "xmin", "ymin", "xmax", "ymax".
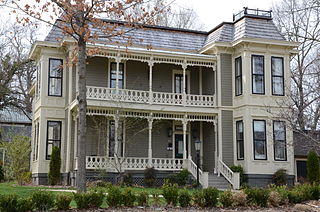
[
  {"xmin": 148, "ymin": 116, "xmax": 153, "ymax": 166},
  {"xmin": 115, "ymin": 53, "xmax": 121, "ymax": 93},
  {"xmin": 182, "ymin": 61, "xmax": 187, "ymax": 106},
  {"xmin": 214, "ymin": 119, "xmax": 218, "ymax": 173},
  {"xmin": 148, "ymin": 60, "xmax": 153, "ymax": 104},
  {"xmin": 200, "ymin": 121, "xmax": 203, "ymax": 167},
  {"xmin": 114, "ymin": 114, "xmax": 120, "ymax": 158},
  {"xmin": 182, "ymin": 118, "xmax": 188, "ymax": 160},
  {"xmin": 74, "ymin": 114, "xmax": 78, "ymax": 169}
]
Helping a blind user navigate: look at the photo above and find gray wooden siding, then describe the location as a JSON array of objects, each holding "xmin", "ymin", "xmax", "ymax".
[
  {"xmin": 126, "ymin": 61, "xmax": 149, "ymax": 91},
  {"xmin": 220, "ymin": 54, "xmax": 232, "ymax": 106},
  {"xmin": 202, "ymin": 67, "xmax": 214, "ymax": 95},
  {"xmin": 152, "ymin": 120, "xmax": 172, "ymax": 158},
  {"xmin": 221, "ymin": 110, "xmax": 234, "ymax": 166},
  {"xmin": 125, "ymin": 118, "xmax": 148, "ymax": 157},
  {"xmin": 203, "ymin": 122, "xmax": 215, "ymax": 172},
  {"xmin": 86, "ymin": 116, "xmax": 108, "ymax": 156},
  {"xmin": 189, "ymin": 67, "xmax": 199, "ymax": 94},
  {"xmin": 152, "ymin": 63, "xmax": 177, "ymax": 93},
  {"xmin": 87, "ymin": 57, "xmax": 108, "ymax": 87},
  {"xmin": 70, "ymin": 119, "xmax": 75, "ymax": 170},
  {"xmin": 191, "ymin": 122, "xmax": 200, "ymax": 161},
  {"xmin": 72, "ymin": 66, "xmax": 76, "ymax": 100}
]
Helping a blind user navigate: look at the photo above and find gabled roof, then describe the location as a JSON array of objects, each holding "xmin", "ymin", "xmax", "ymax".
[
  {"xmin": 294, "ymin": 131, "xmax": 320, "ymax": 157},
  {"xmin": 0, "ymin": 107, "xmax": 31, "ymax": 125}
]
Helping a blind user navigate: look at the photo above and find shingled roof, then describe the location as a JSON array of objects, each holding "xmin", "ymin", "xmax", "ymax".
[
  {"xmin": 44, "ymin": 9, "xmax": 285, "ymax": 52},
  {"xmin": 294, "ymin": 131, "xmax": 320, "ymax": 157}
]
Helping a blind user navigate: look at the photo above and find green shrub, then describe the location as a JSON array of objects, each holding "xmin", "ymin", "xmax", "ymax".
[
  {"xmin": 31, "ymin": 191, "xmax": 55, "ymax": 211},
  {"xmin": 151, "ymin": 192, "xmax": 161, "ymax": 207},
  {"xmin": 73, "ymin": 192, "xmax": 90, "ymax": 209},
  {"xmin": 87, "ymin": 191, "xmax": 104, "ymax": 208},
  {"xmin": 96, "ymin": 180, "xmax": 112, "ymax": 188},
  {"xmin": 268, "ymin": 185, "xmax": 289, "ymax": 205},
  {"xmin": 268, "ymin": 191, "xmax": 282, "ymax": 206},
  {"xmin": 106, "ymin": 185, "xmax": 122, "ymax": 207},
  {"xmin": 176, "ymin": 169, "xmax": 189, "ymax": 186},
  {"xmin": 136, "ymin": 191, "xmax": 148, "ymax": 206},
  {"xmin": 307, "ymin": 151, "xmax": 320, "ymax": 183},
  {"xmin": 144, "ymin": 167, "xmax": 156, "ymax": 187},
  {"xmin": 21, "ymin": 172, "xmax": 32, "ymax": 185},
  {"xmin": 55, "ymin": 194, "xmax": 72, "ymax": 210},
  {"xmin": 309, "ymin": 184, "xmax": 320, "ymax": 200},
  {"xmin": 193, "ymin": 190, "xmax": 205, "ymax": 207},
  {"xmin": 220, "ymin": 190, "xmax": 234, "ymax": 207},
  {"xmin": 162, "ymin": 181, "xmax": 179, "ymax": 206},
  {"xmin": 0, "ymin": 194, "xmax": 18, "ymax": 212},
  {"xmin": 48, "ymin": 146, "xmax": 61, "ymax": 185},
  {"xmin": 178, "ymin": 190, "xmax": 191, "ymax": 207},
  {"xmin": 288, "ymin": 189, "xmax": 303, "ymax": 203},
  {"xmin": 122, "ymin": 173, "xmax": 133, "ymax": 186},
  {"xmin": 122, "ymin": 188, "xmax": 136, "ymax": 207},
  {"xmin": 272, "ymin": 169, "xmax": 287, "ymax": 186},
  {"xmin": 245, "ymin": 188, "xmax": 269, "ymax": 207},
  {"xmin": 166, "ymin": 173, "xmax": 177, "ymax": 184},
  {"xmin": 202, "ymin": 187, "xmax": 219, "ymax": 207},
  {"xmin": 16, "ymin": 198, "xmax": 33, "ymax": 212},
  {"xmin": 230, "ymin": 165, "xmax": 245, "ymax": 185}
]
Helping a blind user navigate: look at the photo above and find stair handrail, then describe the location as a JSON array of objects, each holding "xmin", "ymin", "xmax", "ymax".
[
  {"xmin": 217, "ymin": 159, "xmax": 240, "ymax": 189},
  {"xmin": 187, "ymin": 158, "xmax": 209, "ymax": 188}
]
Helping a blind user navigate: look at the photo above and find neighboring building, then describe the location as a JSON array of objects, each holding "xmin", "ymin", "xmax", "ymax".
[
  {"xmin": 29, "ymin": 8, "xmax": 299, "ymax": 188},
  {"xmin": 0, "ymin": 107, "xmax": 32, "ymax": 164},
  {"xmin": 293, "ymin": 131, "xmax": 320, "ymax": 183}
]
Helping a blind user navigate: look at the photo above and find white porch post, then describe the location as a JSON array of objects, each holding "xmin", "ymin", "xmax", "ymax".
[
  {"xmin": 182, "ymin": 61, "xmax": 187, "ymax": 106},
  {"xmin": 114, "ymin": 113, "xmax": 120, "ymax": 158},
  {"xmin": 182, "ymin": 117, "xmax": 188, "ymax": 160},
  {"xmin": 148, "ymin": 115, "xmax": 153, "ymax": 166},
  {"xmin": 200, "ymin": 121, "xmax": 203, "ymax": 167},
  {"xmin": 214, "ymin": 119, "xmax": 218, "ymax": 173},
  {"xmin": 148, "ymin": 59, "xmax": 153, "ymax": 104},
  {"xmin": 115, "ymin": 53, "xmax": 121, "ymax": 93},
  {"xmin": 74, "ymin": 114, "xmax": 78, "ymax": 170}
]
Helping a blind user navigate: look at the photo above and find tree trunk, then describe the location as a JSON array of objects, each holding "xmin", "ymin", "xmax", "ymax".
[{"xmin": 76, "ymin": 38, "xmax": 87, "ymax": 192}]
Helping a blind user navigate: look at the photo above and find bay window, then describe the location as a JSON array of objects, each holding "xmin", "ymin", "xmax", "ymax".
[
  {"xmin": 46, "ymin": 121, "xmax": 61, "ymax": 160},
  {"xmin": 272, "ymin": 57, "xmax": 284, "ymax": 95},
  {"xmin": 235, "ymin": 57, "xmax": 242, "ymax": 96},
  {"xmin": 253, "ymin": 120, "xmax": 267, "ymax": 160},
  {"xmin": 273, "ymin": 121, "xmax": 287, "ymax": 161},
  {"xmin": 48, "ymin": 58, "xmax": 63, "ymax": 96},
  {"xmin": 236, "ymin": 120, "xmax": 244, "ymax": 160},
  {"xmin": 252, "ymin": 55, "xmax": 265, "ymax": 94}
]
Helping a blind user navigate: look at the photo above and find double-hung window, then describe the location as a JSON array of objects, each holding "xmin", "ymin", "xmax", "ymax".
[
  {"xmin": 273, "ymin": 121, "xmax": 286, "ymax": 161},
  {"xmin": 48, "ymin": 59, "xmax": 63, "ymax": 96},
  {"xmin": 271, "ymin": 57, "xmax": 285, "ymax": 95},
  {"xmin": 110, "ymin": 62, "xmax": 124, "ymax": 89},
  {"xmin": 46, "ymin": 121, "xmax": 61, "ymax": 160},
  {"xmin": 236, "ymin": 120, "xmax": 244, "ymax": 160},
  {"xmin": 252, "ymin": 55, "xmax": 265, "ymax": 94},
  {"xmin": 235, "ymin": 57, "xmax": 242, "ymax": 96},
  {"xmin": 253, "ymin": 120, "xmax": 267, "ymax": 160}
]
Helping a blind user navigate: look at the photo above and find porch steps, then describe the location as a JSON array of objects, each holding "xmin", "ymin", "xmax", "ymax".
[{"xmin": 208, "ymin": 173, "xmax": 231, "ymax": 190}]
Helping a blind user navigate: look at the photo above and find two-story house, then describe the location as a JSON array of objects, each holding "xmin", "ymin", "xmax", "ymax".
[{"xmin": 29, "ymin": 8, "xmax": 299, "ymax": 188}]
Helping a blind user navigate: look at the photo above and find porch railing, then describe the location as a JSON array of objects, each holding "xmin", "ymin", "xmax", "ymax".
[
  {"xmin": 86, "ymin": 86, "xmax": 215, "ymax": 107},
  {"xmin": 217, "ymin": 159, "xmax": 240, "ymax": 189},
  {"xmin": 86, "ymin": 156, "xmax": 184, "ymax": 172}
]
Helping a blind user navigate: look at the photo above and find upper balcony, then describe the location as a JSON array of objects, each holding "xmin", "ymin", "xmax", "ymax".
[{"xmin": 77, "ymin": 56, "xmax": 217, "ymax": 112}]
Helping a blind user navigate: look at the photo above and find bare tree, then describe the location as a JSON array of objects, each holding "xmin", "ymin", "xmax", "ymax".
[
  {"xmin": 3, "ymin": 0, "xmax": 165, "ymax": 192},
  {"xmin": 273, "ymin": 0, "xmax": 320, "ymax": 131}
]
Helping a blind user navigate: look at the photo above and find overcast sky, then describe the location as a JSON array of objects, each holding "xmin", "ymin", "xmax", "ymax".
[{"xmin": 173, "ymin": 0, "xmax": 280, "ymax": 30}]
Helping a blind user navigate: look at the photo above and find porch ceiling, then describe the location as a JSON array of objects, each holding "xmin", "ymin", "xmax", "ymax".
[{"xmin": 84, "ymin": 107, "xmax": 217, "ymax": 122}]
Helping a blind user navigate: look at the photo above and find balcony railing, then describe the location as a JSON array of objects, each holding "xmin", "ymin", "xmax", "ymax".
[
  {"xmin": 86, "ymin": 156, "xmax": 184, "ymax": 172},
  {"xmin": 86, "ymin": 86, "xmax": 215, "ymax": 107}
]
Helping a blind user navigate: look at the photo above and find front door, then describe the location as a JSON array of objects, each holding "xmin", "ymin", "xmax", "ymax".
[{"xmin": 174, "ymin": 134, "xmax": 188, "ymax": 158}]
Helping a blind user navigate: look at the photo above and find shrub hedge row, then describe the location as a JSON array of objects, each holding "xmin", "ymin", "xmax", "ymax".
[{"xmin": 1, "ymin": 183, "xmax": 320, "ymax": 211}]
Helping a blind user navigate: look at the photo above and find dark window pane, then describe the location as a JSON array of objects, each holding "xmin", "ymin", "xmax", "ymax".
[
  {"xmin": 253, "ymin": 75, "xmax": 264, "ymax": 93},
  {"xmin": 254, "ymin": 140, "xmax": 266, "ymax": 159},
  {"xmin": 252, "ymin": 56, "xmax": 264, "ymax": 74},
  {"xmin": 272, "ymin": 57, "xmax": 283, "ymax": 76},
  {"xmin": 49, "ymin": 59, "xmax": 63, "ymax": 77}
]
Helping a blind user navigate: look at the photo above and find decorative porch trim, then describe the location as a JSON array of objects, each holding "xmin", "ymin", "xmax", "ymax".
[{"xmin": 86, "ymin": 108, "xmax": 216, "ymax": 122}]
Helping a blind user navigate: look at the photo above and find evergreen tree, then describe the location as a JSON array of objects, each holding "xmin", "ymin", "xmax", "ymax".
[
  {"xmin": 307, "ymin": 151, "xmax": 320, "ymax": 183},
  {"xmin": 48, "ymin": 146, "xmax": 61, "ymax": 185}
]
